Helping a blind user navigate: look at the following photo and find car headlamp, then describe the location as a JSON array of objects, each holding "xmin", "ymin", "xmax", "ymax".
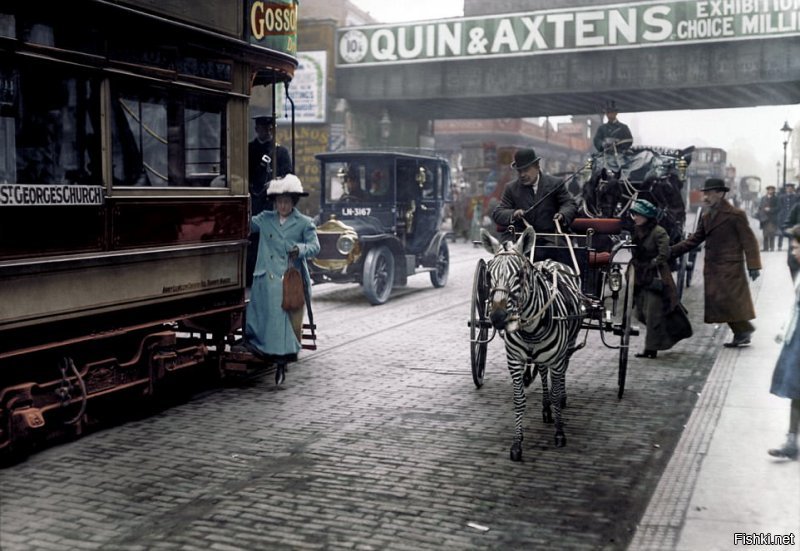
[{"xmin": 336, "ymin": 234, "xmax": 356, "ymax": 255}]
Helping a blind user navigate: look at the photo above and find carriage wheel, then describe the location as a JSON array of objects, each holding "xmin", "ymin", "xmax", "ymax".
[
  {"xmin": 617, "ymin": 263, "xmax": 635, "ymax": 399},
  {"xmin": 471, "ymin": 259, "xmax": 489, "ymax": 388}
]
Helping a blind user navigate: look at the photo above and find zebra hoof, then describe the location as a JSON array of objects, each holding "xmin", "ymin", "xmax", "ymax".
[
  {"xmin": 554, "ymin": 432, "xmax": 567, "ymax": 448},
  {"xmin": 542, "ymin": 407, "xmax": 553, "ymax": 424},
  {"xmin": 510, "ymin": 441, "xmax": 523, "ymax": 462}
]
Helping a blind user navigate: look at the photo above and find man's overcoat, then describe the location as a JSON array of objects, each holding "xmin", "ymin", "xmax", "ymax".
[
  {"xmin": 246, "ymin": 208, "xmax": 319, "ymax": 358},
  {"xmin": 671, "ymin": 199, "xmax": 761, "ymax": 323},
  {"xmin": 492, "ymin": 173, "xmax": 577, "ymax": 236}
]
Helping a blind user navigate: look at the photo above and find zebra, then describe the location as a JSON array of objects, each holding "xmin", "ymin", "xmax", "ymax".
[{"xmin": 480, "ymin": 227, "xmax": 585, "ymax": 461}]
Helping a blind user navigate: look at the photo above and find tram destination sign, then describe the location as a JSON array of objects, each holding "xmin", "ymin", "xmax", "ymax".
[
  {"xmin": 0, "ymin": 184, "xmax": 105, "ymax": 207},
  {"xmin": 337, "ymin": 0, "xmax": 800, "ymax": 66}
]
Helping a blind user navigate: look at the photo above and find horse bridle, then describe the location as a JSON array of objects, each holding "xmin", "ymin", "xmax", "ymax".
[{"xmin": 489, "ymin": 249, "xmax": 559, "ymax": 328}]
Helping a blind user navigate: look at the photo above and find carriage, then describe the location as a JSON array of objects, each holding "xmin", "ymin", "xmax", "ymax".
[
  {"xmin": 576, "ymin": 144, "xmax": 697, "ymax": 296},
  {"xmin": 468, "ymin": 143, "xmax": 698, "ymax": 460},
  {"xmin": 469, "ymin": 218, "xmax": 637, "ymax": 400}
]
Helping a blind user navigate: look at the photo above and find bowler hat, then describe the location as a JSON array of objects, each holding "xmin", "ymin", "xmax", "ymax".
[
  {"xmin": 700, "ymin": 178, "xmax": 729, "ymax": 192},
  {"xmin": 630, "ymin": 199, "xmax": 658, "ymax": 219},
  {"xmin": 253, "ymin": 115, "xmax": 275, "ymax": 127},
  {"xmin": 511, "ymin": 148, "xmax": 541, "ymax": 170}
]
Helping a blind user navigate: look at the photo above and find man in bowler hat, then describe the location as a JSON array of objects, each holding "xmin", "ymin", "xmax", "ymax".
[
  {"xmin": 671, "ymin": 178, "xmax": 762, "ymax": 347},
  {"xmin": 492, "ymin": 147, "xmax": 578, "ymax": 250},
  {"xmin": 593, "ymin": 100, "xmax": 633, "ymax": 153},
  {"xmin": 247, "ymin": 115, "xmax": 293, "ymax": 285}
]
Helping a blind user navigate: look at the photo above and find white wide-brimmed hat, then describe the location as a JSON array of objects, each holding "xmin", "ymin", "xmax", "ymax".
[{"xmin": 266, "ymin": 174, "xmax": 308, "ymax": 197}]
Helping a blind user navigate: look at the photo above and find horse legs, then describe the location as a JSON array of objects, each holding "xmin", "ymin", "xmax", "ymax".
[
  {"xmin": 508, "ymin": 357, "xmax": 526, "ymax": 462},
  {"xmin": 550, "ymin": 368, "xmax": 567, "ymax": 447}
]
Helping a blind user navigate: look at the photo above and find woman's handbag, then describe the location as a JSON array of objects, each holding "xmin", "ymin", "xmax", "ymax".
[
  {"xmin": 665, "ymin": 303, "xmax": 693, "ymax": 341},
  {"xmin": 282, "ymin": 265, "xmax": 306, "ymax": 312}
]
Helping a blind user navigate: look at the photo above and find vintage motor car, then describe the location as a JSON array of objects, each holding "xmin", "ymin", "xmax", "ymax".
[{"xmin": 311, "ymin": 150, "xmax": 451, "ymax": 304}]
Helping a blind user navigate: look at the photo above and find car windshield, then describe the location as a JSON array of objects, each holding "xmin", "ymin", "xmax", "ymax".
[{"xmin": 324, "ymin": 160, "xmax": 392, "ymax": 203}]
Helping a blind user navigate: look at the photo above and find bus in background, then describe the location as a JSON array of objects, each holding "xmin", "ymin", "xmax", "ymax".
[
  {"xmin": 739, "ymin": 175, "xmax": 762, "ymax": 215},
  {"xmin": 685, "ymin": 147, "xmax": 727, "ymax": 211}
]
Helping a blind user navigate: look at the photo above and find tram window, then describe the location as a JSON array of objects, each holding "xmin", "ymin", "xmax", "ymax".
[
  {"xmin": 1, "ymin": 63, "xmax": 101, "ymax": 186},
  {"xmin": 111, "ymin": 86, "xmax": 225, "ymax": 187}
]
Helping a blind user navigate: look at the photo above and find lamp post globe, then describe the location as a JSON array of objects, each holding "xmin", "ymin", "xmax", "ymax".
[{"xmin": 781, "ymin": 121, "xmax": 793, "ymax": 188}]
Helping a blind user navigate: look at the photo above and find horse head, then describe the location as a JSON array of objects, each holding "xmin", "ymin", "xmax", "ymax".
[{"xmin": 480, "ymin": 227, "xmax": 535, "ymax": 332}]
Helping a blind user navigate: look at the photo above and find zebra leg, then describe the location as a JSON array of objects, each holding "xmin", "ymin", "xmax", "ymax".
[
  {"xmin": 551, "ymin": 368, "xmax": 567, "ymax": 447},
  {"xmin": 522, "ymin": 361, "xmax": 536, "ymax": 388},
  {"xmin": 508, "ymin": 357, "xmax": 526, "ymax": 462},
  {"xmin": 538, "ymin": 364, "xmax": 553, "ymax": 424}
]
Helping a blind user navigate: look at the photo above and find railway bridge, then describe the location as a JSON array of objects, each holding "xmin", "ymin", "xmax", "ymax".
[{"xmin": 332, "ymin": 0, "xmax": 800, "ymax": 121}]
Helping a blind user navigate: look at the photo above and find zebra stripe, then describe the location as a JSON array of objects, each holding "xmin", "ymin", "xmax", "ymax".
[{"xmin": 480, "ymin": 227, "xmax": 584, "ymax": 460}]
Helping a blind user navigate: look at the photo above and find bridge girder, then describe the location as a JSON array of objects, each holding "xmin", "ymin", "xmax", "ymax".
[{"xmin": 337, "ymin": 37, "xmax": 800, "ymax": 120}]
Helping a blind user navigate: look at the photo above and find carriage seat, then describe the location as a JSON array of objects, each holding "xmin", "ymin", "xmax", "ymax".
[{"xmin": 570, "ymin": 218, "xmax": 622, "ymax": 267}]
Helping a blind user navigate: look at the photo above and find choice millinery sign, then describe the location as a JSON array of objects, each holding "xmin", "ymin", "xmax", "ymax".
[{"xmin": 337, "ymin": 0, "xmax": 800, "ymax": 66}]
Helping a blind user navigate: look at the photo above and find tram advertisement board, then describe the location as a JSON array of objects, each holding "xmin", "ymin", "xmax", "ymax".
[
  {"xmin": 248, "ymin": 0, "xmax": 299, "ymax": 56},
  {"xmin": 336, "ymin": 0, "xmax": 800, "ymax": 66}
]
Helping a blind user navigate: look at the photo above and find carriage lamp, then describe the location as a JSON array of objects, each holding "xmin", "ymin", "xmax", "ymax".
[
  {"xmin": 336, "ymin": 234, "xmax": 356, "ymax": 255},
  {"xmin": 607, "ymin": 268, "xmax": 623, "ymax": 293},
  {"xmin": 677, "ymin": 158, "xmax": 687, "ymax": 182}
]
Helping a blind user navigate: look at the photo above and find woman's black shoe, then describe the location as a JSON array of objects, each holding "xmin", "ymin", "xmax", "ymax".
[
  {"xmin": 275, "ymin": 364, "xmax": 286, "ymax": 386},
  {"xmin": 634, "ymin": 350, "xmax": 657, "ymax": 359}
]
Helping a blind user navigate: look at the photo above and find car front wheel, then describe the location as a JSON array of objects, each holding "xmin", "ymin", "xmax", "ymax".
[
  {"xmin": 430, "ymin": 240, "xmax": 449, "ymax": 288},
  {"xmin": 362, "ymin": 246, "xmax": 395, "ymax": 305}
]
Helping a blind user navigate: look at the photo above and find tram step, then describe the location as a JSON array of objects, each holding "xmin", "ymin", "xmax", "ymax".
[{"xmin": 302, "ymin": 323, "xmax": 317, "ymax": 350}]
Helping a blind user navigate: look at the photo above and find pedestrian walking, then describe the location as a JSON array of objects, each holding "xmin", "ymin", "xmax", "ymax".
[
  {"xmin": 629, "ymin": 199, "xmax": 692, "ymax": 358},
  {"xmin": 757, "ymin": 185, "xmax": 780, "ymax": 252},
  {"xmin": 781, "ymin": 197, "xmax": 800, "ymax": 280},
  {"xmin": 670, "ymin": 178, "xmax": 761, "ymax": 348},
  {"xmin": 777, "ymin": 183, "xmax": 798, "ymax": 251},
  {"xmin": 768, "ymin": 224, "xmax": 800, "ymax": 460},
  {"xmin": 244, "ymin": 174, "xmax": 319, "ymax": 386}
]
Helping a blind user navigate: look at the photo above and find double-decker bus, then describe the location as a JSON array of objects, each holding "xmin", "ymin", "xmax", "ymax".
[
  {"xmin": 0, "ymin": 0, "xmax": 299, "ymax": 456},
  {"xmin": 685, "ymin": 147, "xmax": 728, "ymax": 211}
]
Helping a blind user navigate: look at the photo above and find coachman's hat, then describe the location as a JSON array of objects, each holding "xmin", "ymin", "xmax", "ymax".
[
  {"xmin": 630, "ymin": 199, "xmax": 658, "ymax": 219},
  {"xmin": 266, "ymin": 174, "xmax": 308, "ymax": 197},
  {"xmin": 700, "ymin": 177, "xmax": 730, "ymax": 192},
  {"xmin": 603, "ymin": 100, "xmax": 619, "ymax": 113},
  {"xmin": 511, "ymin": 148, "xmax": 541, "ymax": 170},
  {"xmin": 253, "ymin": 115, "xmax": 275, "ymax": 126}
]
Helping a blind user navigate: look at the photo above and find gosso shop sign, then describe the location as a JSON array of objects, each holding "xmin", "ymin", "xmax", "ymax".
[{"xmin": 337, "ymin": 0, "xmax": 800, "ymax": 66}]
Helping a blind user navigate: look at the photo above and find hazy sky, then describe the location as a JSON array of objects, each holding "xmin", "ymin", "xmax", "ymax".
[{"xmin": 348, "ymin": 0, "xmax": 800, "ymax": 184}]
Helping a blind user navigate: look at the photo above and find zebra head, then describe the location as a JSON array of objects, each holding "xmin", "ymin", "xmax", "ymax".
[{"xmin": 480, "ymin": 227, "xmax": 535, "ymax": 332}]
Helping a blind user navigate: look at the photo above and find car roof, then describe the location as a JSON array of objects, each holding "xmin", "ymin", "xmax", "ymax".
[{"xmin": 316, "ymin": 149, "xmax": 447, "ymax": 163}]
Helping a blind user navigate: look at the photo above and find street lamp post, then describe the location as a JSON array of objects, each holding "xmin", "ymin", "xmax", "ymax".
[{"xmin": 781, "ymin": 121, "xmax": 793, "ymax": 189}]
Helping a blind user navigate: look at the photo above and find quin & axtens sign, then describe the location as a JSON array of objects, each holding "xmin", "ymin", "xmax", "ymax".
[
  {"xmin": 0, "ymin": 184, "xmax": 105, "ymax": 207},
  {"xmin": 337, "ymin": 0, "xmax": 800, "ymax": 66}
]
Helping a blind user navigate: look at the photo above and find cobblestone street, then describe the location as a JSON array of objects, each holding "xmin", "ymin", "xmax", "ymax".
[{"xmin": 0, "ymin": 239, "xmax": 722, "ymax": 550}]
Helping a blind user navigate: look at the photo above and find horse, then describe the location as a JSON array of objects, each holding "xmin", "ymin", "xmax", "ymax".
[{"xmin": 480, "ymin": 227, "xmax": 584, "ymax": 460}]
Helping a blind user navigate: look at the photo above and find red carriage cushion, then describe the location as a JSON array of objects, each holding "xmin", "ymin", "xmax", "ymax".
[{"xmin": 570, "ymin": 218, "xmax": 622, "ymax": 235}]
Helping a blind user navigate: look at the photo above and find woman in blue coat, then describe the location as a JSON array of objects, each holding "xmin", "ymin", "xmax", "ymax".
[
  {"xmin": 246, "ymin": 174, "xmax": 319, "ymax": 386},
  {"xmin": 769, "ymin": 224, "xmax": 800, "ymax": 459}
]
